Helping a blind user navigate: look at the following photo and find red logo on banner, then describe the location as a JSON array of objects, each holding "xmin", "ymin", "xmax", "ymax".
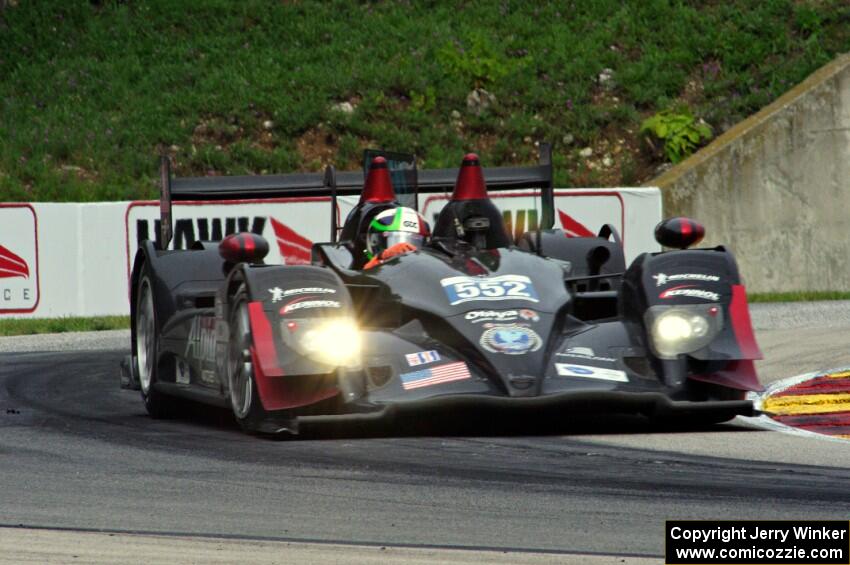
[
  {"xmin": 270, "ymin": 218, "xmax": 313, "ymax": 265},
  {"xmin": 557, "ymin": 209, "xmax": 594, "ymax": 238},
  {"xmin": 0, "ymin": 245, "xmax": 29, "ymax": 279}
]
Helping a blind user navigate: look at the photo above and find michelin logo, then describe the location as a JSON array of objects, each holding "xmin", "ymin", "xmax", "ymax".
[{"xmin": 653, "ymin": 273, "xmax": 720, "ymax": 287}]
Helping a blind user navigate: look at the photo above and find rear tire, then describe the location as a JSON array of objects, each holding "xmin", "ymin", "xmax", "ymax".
[
  {"xmin": 226, "ymin": 286, "xmax": 267, "ymax": 432},
  {"xmin": 134, "ymin": 269, "xmax": 174, "ymax": 418}
]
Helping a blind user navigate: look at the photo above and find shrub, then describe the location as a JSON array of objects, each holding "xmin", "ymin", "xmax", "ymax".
[{"xmin": 640, "ymin": 108, "xmax": 713, "ymax": 164}]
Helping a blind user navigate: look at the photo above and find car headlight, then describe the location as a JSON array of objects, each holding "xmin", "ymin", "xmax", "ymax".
[
  {"xmin": 282, "ymin": 318, "xmax": 361, "ymax": 368},
  {"xmin": 645, "ymin": 305, "xmax": 723, "ymax": 359}
]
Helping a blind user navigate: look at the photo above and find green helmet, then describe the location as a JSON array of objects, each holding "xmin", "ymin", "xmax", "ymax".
[{"xmin": 365, "ymin": 207, "xmax": 430, "ymax": 259}]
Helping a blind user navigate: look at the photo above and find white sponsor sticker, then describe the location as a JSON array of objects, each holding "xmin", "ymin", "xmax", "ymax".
[
  {"xmin": 268, "ymin": 286, "xmax": 336, "ymax": 303},
  {"xmin": 281, "ymin": 299, "xmax": 341, "ymax": 314},
  {"xmin": 464, "ymin": 309, "xmax": 519, "ymax": 323},
  {"xmin": 658, "ymin": 286, "xmax": 720, "ymax": 302},
  {"xmin": 555, "ymin": 363, "xmax": 628, "ymax": 382},
  {"xmin": 405, "ymin": 350, "xmax": 441, "ymax": 367},
  {"xmin": 652, "ymin": 273, "xmax": 720, "ymax": 287},
  {"xmin": 557, "ymin": 347, "xmax": 617, "ymax": 363}
]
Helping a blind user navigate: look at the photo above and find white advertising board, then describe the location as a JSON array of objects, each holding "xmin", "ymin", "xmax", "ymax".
[
  {"xmin": 0, "ymin": 187, "xmax": 661, "ymax": 318},
  {"xmin": 0, "ymin": 204, "xmax": 39, "ymax": 314},
  {"xmin": 125, "ymin": 197, "xmax": 349, "ymax": 271}
]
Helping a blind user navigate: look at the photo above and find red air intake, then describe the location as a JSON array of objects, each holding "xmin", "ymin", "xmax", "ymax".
[
  {"xmin": 654, "ymin": 217, "xmax": 705, "ymax": 249},
  {"xmin": 219, "ymin": 233, "xmax": 270, "ymax": 264},
  {"xmin": 451, "ymin": 153, "xmax": 488, "ymax": 201},
  {"xmin": 360, "ymin": 156, "xmax": 396, "ymax": 203}
]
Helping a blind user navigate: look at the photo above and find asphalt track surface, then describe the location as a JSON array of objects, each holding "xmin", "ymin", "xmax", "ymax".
[{"xmin": 2, "ymin": 302, "xmax": 850, "ymax": 563}]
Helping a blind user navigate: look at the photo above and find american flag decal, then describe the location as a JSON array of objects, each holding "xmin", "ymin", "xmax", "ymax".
[{"xmin": 400, "ymin": 362, "xmax": 471, "ymax": 390}]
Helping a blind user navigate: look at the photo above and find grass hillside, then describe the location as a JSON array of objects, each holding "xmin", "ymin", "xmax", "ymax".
[{"xmin": 0, "ymin": 0, "xmax": 848, "ymax": 201}]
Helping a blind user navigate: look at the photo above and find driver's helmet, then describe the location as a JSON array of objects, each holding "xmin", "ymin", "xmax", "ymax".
[{"xmin": 365, "ymin": 207, "xmax": 430, "ymax": 259}]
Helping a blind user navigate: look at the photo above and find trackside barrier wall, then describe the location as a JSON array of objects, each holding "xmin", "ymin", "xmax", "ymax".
[
  {"xmin": 652, "ymin": 53, "xmax": 850, "ymax": 293},
  {"xmin": 0, "ymin": 188, "xmax": 661, "ymax": 318}
]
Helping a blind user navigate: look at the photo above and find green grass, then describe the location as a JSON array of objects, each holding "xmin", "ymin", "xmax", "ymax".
[
  {"xmin": 0, "ymin": 315, "xmax": 129, "ymax": 336},
  {"xmin": 0, "ymin": 1, "xmax": 848, "ymax": 200},
  {"xmin": 749, "ymin": 291, "xmax": 850, "ymax": 303}
]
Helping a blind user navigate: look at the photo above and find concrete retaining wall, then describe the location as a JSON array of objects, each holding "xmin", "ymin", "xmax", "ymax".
[{"xmin": 652, "ymin": 53, "xmax": 850, "ymax": 293}]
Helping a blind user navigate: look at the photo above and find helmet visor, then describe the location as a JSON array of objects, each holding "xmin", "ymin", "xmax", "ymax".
[{"xmin": 385, "ymin": 232, "xmax": 424, "ymax": 249}]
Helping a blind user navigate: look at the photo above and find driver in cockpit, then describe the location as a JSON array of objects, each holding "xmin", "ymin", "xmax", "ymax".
[{"xmin": 363, "ymin": 206, "xmax": 430, "ymax": 269}]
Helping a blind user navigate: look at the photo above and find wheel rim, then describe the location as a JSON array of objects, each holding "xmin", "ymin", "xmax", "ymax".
[
  {"xmin": 136, "ymin": 278, "xmax": 155, "ymax": 394},
  {"xmin": 228, "ymin": 300, "xmax": 254, "ymax": 419}
]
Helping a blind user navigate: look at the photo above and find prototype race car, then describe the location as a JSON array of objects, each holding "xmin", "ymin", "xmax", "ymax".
[{"xmin": 122, "ymin": 145, "xmax": 762, "ymax": 434}]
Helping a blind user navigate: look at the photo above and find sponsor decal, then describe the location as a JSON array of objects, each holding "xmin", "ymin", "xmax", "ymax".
[
  {"xmin": 405, "ymin": 350, "xmax": 441, "ymax": 367},
  {"xmin": 0, "ymin": 205, "xmax": 39, "ymax": 313},
  {"xmin": 556, "ymin": 347, "xmax": 617, "ymax": 363},
  {"xmin": 652, "ymin": 272, "xmax": 720, "ymax": 287},
  {"xmin": 555, "ymin": 363, "xmax": 628, "ymax": 382},
  {"xmin": 480, "ymin": 325, "xmax": 543, "ymax": 355},
  {"xmin": 400, "ymin": 361, "xmax": 471, "ymax": 390},
  {"xmin": 441, "ymin": 274, "xmax": 539, "ymax": 306},
  {"xmin": 465, "ymin": 309, "xmax": 519, "ymax": 323},
  {"xmin": 519, "ymin": 309, "xmax": 539, "ymax": 322},
  {"xmin": 268, "ymin": 286, "xmax": 336, "ymax": 303},
  {"xmin": 186, "ymin": 316, "xmax": 217, "ymax": 363},
  {"xmin": 280, "ymin": 297, "xmax": 341, "ymax": 314},
  {"xmin": 659, "ymin": 285, "xmax": 720, "ymax": 302},
  {"xmin": 201, "ymin": 370, "xmax": 217, "ymax": 385},
  {"xmin": 482, "ymin": 322, "xmax": 529, "ymax": 329}
]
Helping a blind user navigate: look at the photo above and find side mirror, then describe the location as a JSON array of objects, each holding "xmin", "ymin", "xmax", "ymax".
[
  {"xmin": 654, "ymin": 217, "xmax": 705, "ymax": 249},
  {"xmin": 218, "ymin": 233, "xmax": 270, "ymax": 264}
]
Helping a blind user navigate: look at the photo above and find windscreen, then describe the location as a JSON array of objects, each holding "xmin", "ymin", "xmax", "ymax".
[{"xmin": 363, "ymin": 149, "xmax": 417, "ymax": 209}]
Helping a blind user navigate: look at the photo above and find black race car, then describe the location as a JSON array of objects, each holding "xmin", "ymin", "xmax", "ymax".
[{"xmin": 122, "ymin": 145, "xmax": 762, "ymax": 434}]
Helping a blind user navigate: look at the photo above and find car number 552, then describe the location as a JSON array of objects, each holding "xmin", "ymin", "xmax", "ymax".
[{"xmin": 441, "ymin": 275, "xmax": 539, "ymax": 305}]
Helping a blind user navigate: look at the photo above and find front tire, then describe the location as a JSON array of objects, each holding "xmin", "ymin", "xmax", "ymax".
[
  {"xmin": 226, "ymin": 287, "xmax": 267, "ymax": 431},
  {"xmin": 134, "ymin": 270, "xmax": 174, "ymax": 418}
]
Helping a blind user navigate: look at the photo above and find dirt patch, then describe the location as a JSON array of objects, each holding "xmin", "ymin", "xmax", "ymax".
[
  {"xmin": 192, "ymin": 117, "xmax": 244, "ymax": 149},
  {"xmin": 190, "ymin": 113, "xmax": 279, "ymax": 154},
  {"xmin": 58, "ymin": 164, "xmax": 98, "ymax": 182},
  {"xmin": 473, "ymin": 132, "xmax": 501, "ymax": 156},
  {"xmin": 567, "ymin": 123, "xmax": 658, "ymax": 187},
  {"xmin": 295, "ymin": 127, "xmax": 338, "ymax": 170}
]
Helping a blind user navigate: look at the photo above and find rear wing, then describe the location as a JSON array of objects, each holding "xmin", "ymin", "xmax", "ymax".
[{"xmin": 157, "ymin": 143, "xmax": 553, "ymax": 249}]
